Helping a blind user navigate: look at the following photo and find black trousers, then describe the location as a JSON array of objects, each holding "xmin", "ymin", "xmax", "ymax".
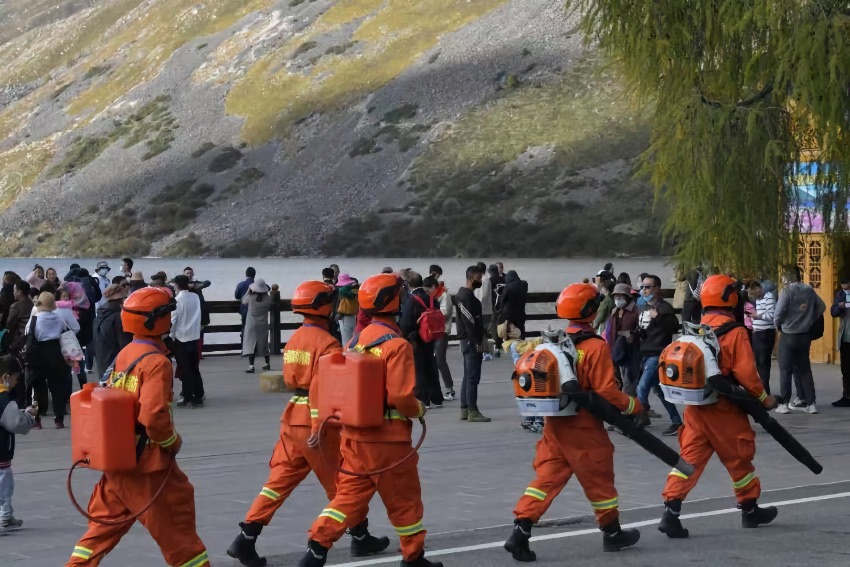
[
  {"xmin": 840, "ymin": 341, "xmax": 850, "ymax": 399},
  {"xmin": 30, "ymin": 339, "xmax": 71, "ymax": 422},
  {"xmin": 174, "ymin": 339, "xmax": 204, "ymax": 402},
  {"xmin": 752, "ymin": 329, "xmax": 776, "ymax": 395},
  {"xmin": 413, "ymin": 341, "xmax": 444, "ymax": 406}
]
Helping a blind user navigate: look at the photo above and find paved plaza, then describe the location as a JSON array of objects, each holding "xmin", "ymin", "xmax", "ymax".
[{"xmin": 4, "ymin": 349, "xmax": 849, "ymax": 566}]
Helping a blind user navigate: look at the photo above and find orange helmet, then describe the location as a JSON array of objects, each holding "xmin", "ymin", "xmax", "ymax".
[
  {"xmin": 121, "ymin": 287, "xmax": 175, "ymax": 336},
  {"xmin": 291, "ymin": 281, "xmax": 337, "ymax": 317},
  {"xmin": 700, "ymin": 275, "xmax": 739, "ymax": 309},
  {"xmin": 556, "ymin": 283, "xmax": 602, "ymax": 322},
  {"xmin": 359, "ymin": 274, "xmax": 403, "ymax": 314}
]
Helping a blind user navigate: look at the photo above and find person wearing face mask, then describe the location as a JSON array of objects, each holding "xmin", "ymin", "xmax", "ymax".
[
  {"xmin": 93, "ymin": 262, "xmax": 111, "ymax": 309},
  {"xmin": 607, "ymin": 284, "xmax": 642, "ymax": 397},
  {"xmin": 456, "ymin": 266, "xmax": 490, "ymax": 422},
  {"xmin": 400, "ymin": 274, "xmax": 444, "ymax": 409},
  {"xmin": 636, "ymin": 275, "xmax": 682, "ymax": 435},
  {"xmin": 0, "ymin": 355, "xmax": 36, "ymax": 533}
]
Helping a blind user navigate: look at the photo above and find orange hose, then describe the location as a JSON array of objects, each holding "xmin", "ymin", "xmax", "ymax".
[
  {"xmin": 316, "ymin": 415, "xmax": 426, "ymax": 477},
  {"xmin": 67, "ymin": 457, "xmax": 175, "ymax": 525}
]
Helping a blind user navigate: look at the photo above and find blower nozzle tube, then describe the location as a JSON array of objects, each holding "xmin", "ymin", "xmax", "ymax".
[
  {"xmin": 560, "ymin": 384, "xmax": 694, "ymax": 476},
  {"xmin": 707, "ymin": 375, "xmax": 823, "ymax": 475}
]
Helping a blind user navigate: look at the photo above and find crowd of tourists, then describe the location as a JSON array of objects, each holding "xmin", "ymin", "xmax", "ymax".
[
  {"xmin": 0, "ymin": 259, "xmax": 214, "ymax": 425},
  {"xmin": 308, "ymin": 261, "xmax": 849, "ymax": 438}
]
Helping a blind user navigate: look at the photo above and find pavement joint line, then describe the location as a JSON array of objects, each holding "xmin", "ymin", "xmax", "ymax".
[{"xmin": 327, "ymin": 491, "xmax": 850, "ymax": 567}]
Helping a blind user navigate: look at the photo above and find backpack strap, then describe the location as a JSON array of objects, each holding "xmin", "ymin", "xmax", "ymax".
[
  {"xmin": 360, "ymin": 334, "xmax": 399, "ymax": 351},
  {"xmin": 713, "ymin": 321, "xmax": 743, "ymax": 339},
  {"xmin": 109, "ymin": 350, "xmax": 168, "ymax": 462},
  {"xmin": 347, "ymin": 332, "xmax": 400, "ymax": 352},
  {"xmin": 571, "ymin": 331, "xmax": 602, "ymax": 345},
  {"xmin": 412, "ymin": 294, "xmax": 434, "ymax": 310}
]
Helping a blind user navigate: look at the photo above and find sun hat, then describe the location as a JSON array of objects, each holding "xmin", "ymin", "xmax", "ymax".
[
  {"xmin": 104, "ymin": 284, "xmax": 130, "ymax": 302},
  {"xmin": 612, "ymin": 283, "xmax": 633, "ymax": 297},
  {"xmin": 130, "ymin": 271, "xmax": 145, "ymax": 282},
  {"xmin": 249, "ymin": 278, "xmax": 270, "ymax": 293},
  {"xmin": 96, "ymin": 261, "xmax": 111, "ymax": 271},
  {"xmin": 336, "ymin": 273, "xmax": 357, "ymax": 287}
]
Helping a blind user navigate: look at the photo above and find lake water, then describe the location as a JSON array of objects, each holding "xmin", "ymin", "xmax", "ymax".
[{"xmin": 1, "ymin": 257, "xmax": 672, "ymax": 299}]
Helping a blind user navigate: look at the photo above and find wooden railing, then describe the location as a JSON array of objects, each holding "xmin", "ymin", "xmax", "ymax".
[{"xmin": 203, "ymin": 289, "xmax": 678, "ymax": 354}]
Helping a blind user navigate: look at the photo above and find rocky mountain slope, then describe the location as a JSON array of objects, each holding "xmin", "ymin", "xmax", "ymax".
[{"xmin": 0, "ymin": 0, "xmax": 661, "ymax": 258}]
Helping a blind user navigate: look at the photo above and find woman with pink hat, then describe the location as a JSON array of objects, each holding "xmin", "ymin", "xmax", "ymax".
[
  {"xmin": 242, "ymin": 278, "xmax": 272, "ymax": 373},
  {"xmin": 335, "ymin": 274, "xmax": 360, "ymax": 347}
]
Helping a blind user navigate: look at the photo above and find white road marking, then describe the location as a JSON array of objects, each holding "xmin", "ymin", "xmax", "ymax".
[{"xmin": 329, "ymin": 491, "xmax": 850, "ymax": 566}]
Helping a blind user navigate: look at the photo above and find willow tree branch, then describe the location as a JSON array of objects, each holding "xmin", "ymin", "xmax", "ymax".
[{"xmin": 700, "ymin": 84, "xmax": 774, "ymax": 109}]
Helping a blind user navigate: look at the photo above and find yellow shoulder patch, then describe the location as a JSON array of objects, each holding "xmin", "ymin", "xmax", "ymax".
[
  {"xmin": 109, "ymin": 371, "xmax": 139, "ymax": 393},
  {"xmin": 284, "ymin": 349, "xmax": 311, "ymax": 365}
]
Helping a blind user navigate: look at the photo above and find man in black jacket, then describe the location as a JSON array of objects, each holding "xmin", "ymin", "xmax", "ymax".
[
  {"xmin": 400, "ymin": 274, "xmax": 444, "ymax": 409},
  {"xmin": 636, "ymin": 275, "xmax": 682, "ymax": 435},
  {"xmin": 497, "ymin": 270, "xmax": 528, "ymax": 338},
  {"xmin": 93, "ymin": 285, "xmax": 132, "ymax": 380},
  {"xmin": 456, "ymin": 266, "xmax": 490, "ymax": 423}
]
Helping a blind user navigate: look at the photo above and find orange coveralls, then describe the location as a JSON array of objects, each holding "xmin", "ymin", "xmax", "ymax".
[
  {"xmin": 513, "ymin": 325, "xmax": 641, "ymax": 528},
  {"xmin": 662, "ymin": 313, "xmax": 769, "ymax": 504},
  {"xmin": 244, "ymin": 321, "xmax": 359, "ymax": 526},
  {"xmin": 67, "ymin": 339, "xmax": 208, "ymax": 567},
  {"xmin": 308, "ymin": 316, "xmax": 427, "ymax": 561}
]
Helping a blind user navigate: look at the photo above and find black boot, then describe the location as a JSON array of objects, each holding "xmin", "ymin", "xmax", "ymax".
[
  {"xmin": 658, "ymin": 499, "xmax": 689, "ymax": 538},
  {"xmin": 740, "ymin": 500, "xmax": 778, "ymax": 528},
  {"xmin": 400, "ymin": 552, "xmax": 444, "ymax": 567},
  {"xmin": 226, "ymin": 522, "xmax": 267, "ymax": 567},
  {"xmin": 349, "ymin": 520, "xmax": 391, "ymax": 557},
  {"xmin": 504, "ymin": 518, "xmax": 536, "ymax": 562},
  {"xmin": 601, "ymin": 519, "xmax": 641, "ymax": 552},
  {"xmin": 296, "ymin": 540, "xmax": 328, "ymax": 567}
]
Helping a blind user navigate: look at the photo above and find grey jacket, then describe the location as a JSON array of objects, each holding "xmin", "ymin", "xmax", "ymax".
[
  {"xmin": 774, "ymin": 282, "xmax": 826, "ymax": 335},
  {"xmin": 1, "ymin": 397, "xmax": 35, "ymax": 435}
]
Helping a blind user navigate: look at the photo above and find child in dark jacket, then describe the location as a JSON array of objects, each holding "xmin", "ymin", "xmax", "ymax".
[{"xmin": 0, "ymin": 355, "xmax": 36, "ymax": 532}]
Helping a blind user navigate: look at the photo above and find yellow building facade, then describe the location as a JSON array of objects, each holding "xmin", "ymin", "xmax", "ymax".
[{"xmin": 795, "ymin": 234, "xmax": 837, "ymax": 363}]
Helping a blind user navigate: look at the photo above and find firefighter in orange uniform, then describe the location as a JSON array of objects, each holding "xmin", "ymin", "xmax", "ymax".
[
  {"xmin": 66, "ymin": 287, "xmax": 209, "ymax": 567},
  {"xmin": 505, "ymin": 283, "xmax": 642, "ymax": 561},
  {"xmin": 298, "ymin": 274, "xmax": 442, "ymax": 567},
  {"xmin": 659, "ymin": 275, "xmax": 779, "ymax": 537},
  {"xmin": 227, "ymin": 281, "xmax": 389, "ymax": 566}
]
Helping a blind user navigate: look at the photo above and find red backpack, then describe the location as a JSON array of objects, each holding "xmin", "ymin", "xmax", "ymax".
[{"xmin": 413, "ymin": 294, "xmax": 446, "ymax": 343}]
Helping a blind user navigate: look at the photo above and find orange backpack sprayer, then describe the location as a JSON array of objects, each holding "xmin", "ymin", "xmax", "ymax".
[
  {"xmin": 67, "ymin": 354, "xmax": 175, "ymax": 525},
  {"xmin": 315, "ymin": 335, "xmax": 426, "ymax": 477}
]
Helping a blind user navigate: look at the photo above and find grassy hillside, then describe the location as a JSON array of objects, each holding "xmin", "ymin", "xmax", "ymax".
[
  {"xmin": 0, "ymin": 0, "xmax": 663, "ymax": 258},
  {"xmin": 323, "ymin": 58, "xmax": 658, "ymax": 257}
]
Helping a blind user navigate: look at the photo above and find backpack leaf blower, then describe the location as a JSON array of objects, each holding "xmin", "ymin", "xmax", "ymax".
[
  {"xmin": 315, "ymin": 348, "xmax": 426, "ymax": 477},
  {"xmin": 560, "ymin": 382, "xmax": 695, "ymax": 477},
  {"xmin": 68, "ymin": 355, "xmax": 175, "ymax": 525},
  {"xmin": 707, "ymin": 374, "xmax": 823, "ymax": 475}
]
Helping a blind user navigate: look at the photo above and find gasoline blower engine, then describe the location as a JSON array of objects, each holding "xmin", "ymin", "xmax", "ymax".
[
  {"xmin": 314, "ymin": 340, "xmax": 426, "ymax": 477},
  {"xmin": 659, "ymin": 322, "xmax": 823, "ymax": 475},
  {"xmin": 511, "ymin": 329, "xmax": 695, "ymax": 477}
]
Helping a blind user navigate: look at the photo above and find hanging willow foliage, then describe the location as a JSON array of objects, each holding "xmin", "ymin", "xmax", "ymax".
[{"xmin": 567, "ymin": 0, "xmax": 850, "ymax": 273}]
